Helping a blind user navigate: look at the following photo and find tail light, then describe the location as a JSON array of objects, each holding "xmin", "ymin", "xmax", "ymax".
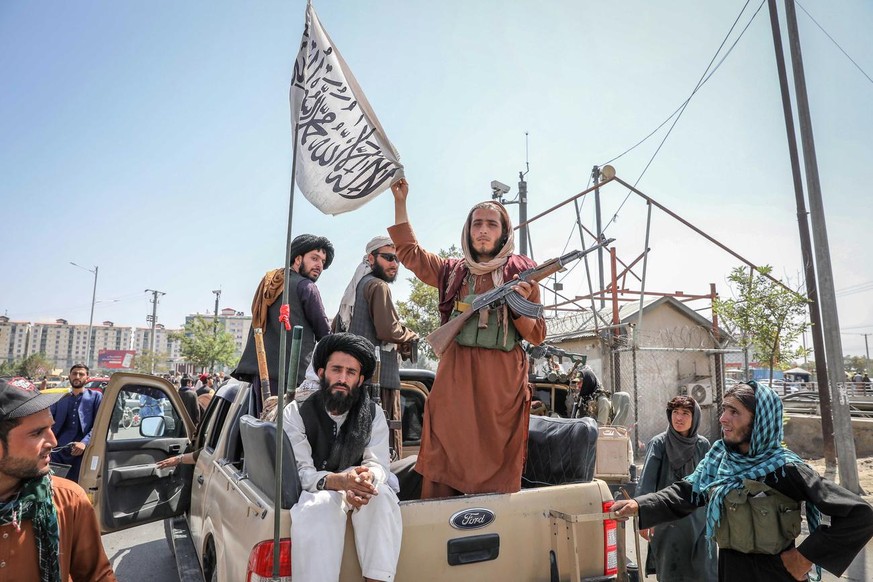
[
  {"xmin": 602, "ymin": 501, "xmax": 618, "ymax": 576},
  {"xmin": 246, "ymin": 538, "xmax": 292, "ymax": 582}
]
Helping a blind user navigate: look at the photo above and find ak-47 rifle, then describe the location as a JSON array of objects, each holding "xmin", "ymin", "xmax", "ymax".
[{"xmin": 426, "ymin": 237, "xmax": 615, "ymax": 358}]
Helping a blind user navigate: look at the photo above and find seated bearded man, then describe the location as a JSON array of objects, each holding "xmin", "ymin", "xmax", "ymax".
[{"xmin": 283, "ymin": 333, "xmax": 402, "ymax": 582}]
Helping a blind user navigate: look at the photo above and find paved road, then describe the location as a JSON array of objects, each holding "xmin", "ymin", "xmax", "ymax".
[{"xmin": 102, "ymin": 520, "xmax": 181, "ymax": 582}]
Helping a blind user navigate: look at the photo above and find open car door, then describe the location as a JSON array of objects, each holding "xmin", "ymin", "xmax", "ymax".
[{"xmin": 79, "ymin": 372, "xmax": 196, "ymax": 534}]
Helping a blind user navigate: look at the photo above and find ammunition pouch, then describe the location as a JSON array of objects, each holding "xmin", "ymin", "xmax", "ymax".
[
  {"xmin": 453, "ymin": 295, "xmax": 520, "ymax": 352},
  {"xmin": 715, "ymin": 479, "xmax": 802, "ymax": 555}
]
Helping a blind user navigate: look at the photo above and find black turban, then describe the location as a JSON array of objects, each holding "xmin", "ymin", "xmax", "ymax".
[
  {"xmin": 579, "ymin": 366, "xmax": 602, "ymax": 398},
  {"xmin": 289, "ymin": 234, "xmax": 335, "ymax": 270},
  {"xmin": 312, "ymin": 333, "xmax": 377, "ymax": 381}
]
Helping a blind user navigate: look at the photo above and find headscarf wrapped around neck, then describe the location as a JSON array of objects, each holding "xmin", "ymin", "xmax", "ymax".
[
  {"xmin": 457, "ymin": 201, "xmax": 516, "ymax": 331},
  {"xmin": 685, "ymin": 381, "xmax": 821, "ymax": 555},
  {"xmin": 460, "ymin": 201, "xmax": 514, "ymax": 281},
  {"xmin": 664, "ymin": 398, "xmax": 702, "ymax": 478},
  {"xmin": 0, "ymin": 475, "xmax": 61, "ymax": 582}
]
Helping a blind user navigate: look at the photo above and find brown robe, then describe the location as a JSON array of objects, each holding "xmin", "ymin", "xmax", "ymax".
[{"xmin": 388, "ymin": 222, "xmax": 546, "ymax": 494}]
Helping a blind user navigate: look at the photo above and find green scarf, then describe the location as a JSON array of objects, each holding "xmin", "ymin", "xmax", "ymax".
[{"xmin": 0, "ymin": 475, "xmax": 61, "ymax": 582}]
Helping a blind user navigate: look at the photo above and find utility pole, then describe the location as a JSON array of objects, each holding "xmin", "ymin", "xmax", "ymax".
[
  {"xmin": 70, "ymin": 262, "xmax": 98, "ymax": 369},
  {"xmin": 517, "ymin": 132, "xmax": 531, "ymax": 257},
  {"xmin": 864, "ymin": 333, "xmax": 871, "ymax": 373},
  {"xmin": 494, "ymin": 135, "xmax": 532, "ymax": 257},
  {"xmin": 212, "ymin": 289, "xmax": 222, "ymax": 335},
  {"xmin": 784, "ymin": 0, "xmax": 860, "ymax": 492},
  {"xmin": 212, "ymin": 289, "xmax": 222, "ymax": 373},
  {"xmin": 517, "ymin": 171, "xmax": 529, "ymax": 257},
  {"xmin": 145, "ymin": 289, "xmax": 166, "ymax": 375},
  {"xmin": 592, "ymin": 166, "xmax": 605, "ymax": 309},
  {"xmin": 767, "ymin": 0, "xmax": 837, "ymax": 475}
]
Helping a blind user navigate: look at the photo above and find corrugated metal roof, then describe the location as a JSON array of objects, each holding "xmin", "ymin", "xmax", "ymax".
[{"xmin": 545, "ymin": 296, "xmax": 726, "ymax": 342}]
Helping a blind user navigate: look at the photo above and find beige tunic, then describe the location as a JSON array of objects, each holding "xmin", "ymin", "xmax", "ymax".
[{"xmin": 388, "ymin": 222, "xmax": 546, "ymax": 493}]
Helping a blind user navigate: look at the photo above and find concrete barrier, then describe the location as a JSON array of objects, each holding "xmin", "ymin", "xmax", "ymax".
[{"xmin": 783, "ymin": 414, "xmax": 873, "ymax": 458}]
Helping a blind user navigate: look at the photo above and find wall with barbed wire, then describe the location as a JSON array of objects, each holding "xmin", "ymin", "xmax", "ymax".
[
  {"xmin": 613, "ymin": 325, "xmax": 743, "ymax": 458},
  {"xmin": 551, "ymin": 319, "xmax": 743, "ymax": 461}
]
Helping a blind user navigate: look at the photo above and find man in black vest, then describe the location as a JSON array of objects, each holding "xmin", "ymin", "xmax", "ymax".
[
  {"xmin": 283, "ymin": 333, "xmax": 401, "ymax": 582},
  {"xmin": 334, "ymin": 235, "xmax": 418, "ymax": 459},
  {"xmin": 233, "ymin": 234, "xmax": 333, "ymax": 398}
]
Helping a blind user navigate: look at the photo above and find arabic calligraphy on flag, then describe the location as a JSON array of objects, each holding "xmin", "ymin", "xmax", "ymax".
[{"xmin": 290, "ymin": 3, "xmax": 403, "ymax": 216}]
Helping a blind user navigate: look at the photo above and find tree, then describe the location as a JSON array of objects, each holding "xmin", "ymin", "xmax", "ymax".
[
  {"xmin": 0, "ymin": 359, "xmax": 17, "ymax": 376},
  {"xmin": 396, "ymin": 245, "xmax": 462, "ymax": 363},
  {"xmin": 173, "ymin": 316, "xmax": 238, "ymax": 371},
  {"xmin": 844, "ymin": 355, "xmax": 869, "ymax": 376},
  {"xmin": 713, "ymin": 265, "xmax": 810, "ymax": 386},
  {"xmin": 14, "ymin": 353, "xmax": 55, "ymax": 379},
  {"xmin": 133, "ymin": 350, "xmax": 169, "ymax": 374}
]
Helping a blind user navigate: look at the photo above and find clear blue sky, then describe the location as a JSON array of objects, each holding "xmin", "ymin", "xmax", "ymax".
[{"xmin": 2, "ymin": 1, "xmax": 871, "ymax": 358}]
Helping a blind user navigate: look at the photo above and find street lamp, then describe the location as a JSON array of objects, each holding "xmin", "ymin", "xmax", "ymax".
[{"xmin": 70, "ymin": 262, "xmax": 98, "ymax": 369}]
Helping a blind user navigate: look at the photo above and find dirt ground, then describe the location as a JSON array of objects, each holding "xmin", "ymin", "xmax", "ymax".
[{"xmin": 805, "ymin": 455, "xmax": 873, "ymax": 499}]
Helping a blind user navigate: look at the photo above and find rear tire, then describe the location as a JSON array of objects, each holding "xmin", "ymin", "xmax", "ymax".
[
  {"xmin": 203, "ymin": 539, "xmax": 217, "ymax": 582},
  {"xmin": 163, "ymin": 518, "xmax": 176, "ymax": 557}
]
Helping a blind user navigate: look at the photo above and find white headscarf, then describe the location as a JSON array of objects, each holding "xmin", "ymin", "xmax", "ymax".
[{"xmin": 336, "ymin": 235, "xmax": 394, "ymax": 331}]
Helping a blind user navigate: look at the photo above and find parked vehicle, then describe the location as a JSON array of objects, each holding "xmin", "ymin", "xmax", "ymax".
[
  {"xmin": 84, "ymin": 376, "xmax": 111, "ymax": 392},
  {"xmin": 81, "ymin": 372, "xmax": 628, "ymax": 582}
]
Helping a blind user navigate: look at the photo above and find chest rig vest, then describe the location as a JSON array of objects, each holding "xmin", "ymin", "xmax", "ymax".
[{"xmin": 714, "ymin": 478, "xmax": 802, "ymax": 555}]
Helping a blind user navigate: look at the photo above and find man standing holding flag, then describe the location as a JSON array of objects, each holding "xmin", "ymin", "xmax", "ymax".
[{"xmin": 389, "ymin": 178, "xmax": 546, "ymax": 498}]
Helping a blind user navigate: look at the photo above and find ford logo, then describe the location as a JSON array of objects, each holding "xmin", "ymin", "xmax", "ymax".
[{"xmin": 449, "ymin": 508, "xmax": 495, "ymax": 530}]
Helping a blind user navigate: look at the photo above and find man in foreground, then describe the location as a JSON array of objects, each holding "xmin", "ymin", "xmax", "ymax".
[
  {"xmin": 613, "ymin": 381, "xmax": 873, "ymax": 581},
  {"xmin": 234, "ymin": 234, "xmax": 334, "ymax": 395},
  {"xmin": 0, "ymin": 377, "xmax": 117, "ymax": 581},
  {"xmin": 283, "ymin": 333, "xmax": 401, "ymax": 582},
  {"xmin": 389, "ymin": 178, "xmax": 545, "ymax": 497},
  {"xmin": 334, "ymin": 235, "xmax": 418, "ymax": 459},
  {"xmin": 50, "ymin": 363, "xmax": 103, "ymax": 482}
]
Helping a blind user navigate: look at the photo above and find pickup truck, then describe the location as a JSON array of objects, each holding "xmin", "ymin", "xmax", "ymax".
[{"xmin": 80, "ymin": 371, "xmax": 629, "ymax": 582}]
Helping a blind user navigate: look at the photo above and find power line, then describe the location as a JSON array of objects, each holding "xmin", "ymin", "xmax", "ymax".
[
  {"xmin": 796, "ymin": 0, "xmax": 873, "ymax": 87},
  {"xmin": 602, "ymin": 1, "xmax": 765, "ymax": 232},
  {"xmin": 836, "ymin": 281, "xmax": 873, "ymax": 297}
]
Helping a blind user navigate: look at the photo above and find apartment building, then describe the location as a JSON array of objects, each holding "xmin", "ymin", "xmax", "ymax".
[{"xmin": 0, "ymin": 316, "xmax": 30, "ymax": 365}]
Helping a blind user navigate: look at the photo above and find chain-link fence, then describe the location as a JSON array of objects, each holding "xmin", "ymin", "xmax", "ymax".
[{"xmin": 601, "ymin": 326, "xmax": 743, "ymax": 460}]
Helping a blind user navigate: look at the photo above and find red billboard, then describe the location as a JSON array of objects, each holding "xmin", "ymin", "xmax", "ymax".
[{"xmin": 98, "ymin": 350, "xmax": 136, "ymax": 369}]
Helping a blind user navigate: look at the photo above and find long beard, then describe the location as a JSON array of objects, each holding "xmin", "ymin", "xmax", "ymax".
[
  {"xmin": 371, "ymin": 261, "xmax": 396, "ymax": 283},
  {"xmin": 321, "ymin": 376, "xmax": 360, "ymax": 415},
  {"xmin": 469, "ymin": 237, "xmax": 501, "ymax": 263}
]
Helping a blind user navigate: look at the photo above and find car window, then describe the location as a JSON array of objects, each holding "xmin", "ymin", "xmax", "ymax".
[
  {"xmin": 200, "ymin": 397, "xmax": 231, "ymax": 453},
  {"xmin": 108, "ymin": 385, "xmax": 184, "ymax": 441},
  {"xmin": 401, "ymin": 390, "xmax": 425, "ymax": 445}
]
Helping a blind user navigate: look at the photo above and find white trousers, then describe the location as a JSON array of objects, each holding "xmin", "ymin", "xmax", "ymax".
[{"xmin": 290, "ymin": 484, "xmax": 402, "ymax": 582}]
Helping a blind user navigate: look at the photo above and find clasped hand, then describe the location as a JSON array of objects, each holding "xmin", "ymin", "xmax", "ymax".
[{"xmin": 338, "ymin": 466, "xmax": 378, "ymax": 509}]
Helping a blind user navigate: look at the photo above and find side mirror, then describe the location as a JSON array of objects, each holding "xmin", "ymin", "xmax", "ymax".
[{"xmin": 140, "ymin": 416, "xmax": 167, "ymax": 437}]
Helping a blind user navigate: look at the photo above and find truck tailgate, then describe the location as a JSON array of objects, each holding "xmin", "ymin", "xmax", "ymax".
[{"xmin": 337, "ymin": 481, "xmax": 616, "ymax": 582}]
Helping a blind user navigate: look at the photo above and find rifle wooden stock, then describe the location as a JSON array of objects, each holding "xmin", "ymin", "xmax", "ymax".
[
  {"xmin": 425, "ymin": 306, "xmax": 478, "ymax": 358},
  {"xmin": 253, "ymin": 328, "xmax": 271, "ymax": 405}
]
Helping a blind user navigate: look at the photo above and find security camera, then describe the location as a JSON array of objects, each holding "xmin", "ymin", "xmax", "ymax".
[{"xmin": 491, "ymin": 180, "xmax": 511, "ymax": 196}]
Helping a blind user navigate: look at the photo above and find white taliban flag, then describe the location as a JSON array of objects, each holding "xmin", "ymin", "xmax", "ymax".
[{"xmin": 290, "ymin": 2, "xmax": 403, "ymax": 216}]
